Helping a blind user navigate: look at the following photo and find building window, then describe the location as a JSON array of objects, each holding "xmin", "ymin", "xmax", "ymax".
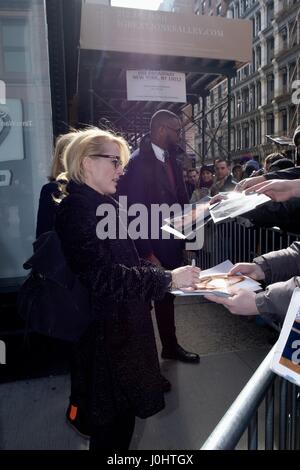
[
  {"xmin": 241, "ymin": 0, "xmax": 249, "ymax": 15},
  {"xmin": 251, "ymin": 120, "xmax": 256, "ymax": 146},
  {"xmin": 251, "ymin": 17, "xmax": 255, "ymax": 38},
  {"xmin": 237, "ymin": 126, "xmax": 241, "ymax": 149},
  {"xmin": 267, "ymin": 36, "xmax": 274, "ymax": 62},
  {"xmin": 256, "ymin": 45, "xmax": 261, "ymax": 69},
  {"xmin": 243, "ymin": 124, "xmax": 249, "ymax": 148},
  {"xmin": 227, "ymin": 7, "xmax": 234, "ymax": 19},
  {"xmin": 231, "ymin": 129, "xmax": 235, "ymax": 151},
  {"xmin": 267, "ymin": 113, "xmax": 275, "ymax": 135},
  {"xmin": 280, "ymin": 109, "xmax": 287, "ymax": 133},
  {"xmin": 257, "ymin": 119, "xmax": 261, "ymax": 144},
  {"xmin": 279, "ymin": 26, "xmax": 288, "ymax": 51},
  {"xmin": 250, "ymin": 86, "xmax": 255, "ymax": 111},
  {"xmin": 1, "ymin": 20, "xmax": 30, "ymax": 74},
  {"xmin": 242, "ymin": 88, "xmax": 249, "ymax": 113},
  {"xmin": 236, "ymin": 93, "xmax": 241, "ymax": 115},
  {"xmin": 267, "ymin": 74, "xmax": 274, "ymax": 102},
  {"xmin": 267, "ymin": 1, "xmax": 274, "ymax": 24},
  {"xmin": 257, "ymin": 81, "xmax": 262, "ymax": 106},
  {"xmin": 231, "ymin": 95, "xmax": 235, "ymax": 118},
  {"xmin": 280, "ymin": 67, "xmax": 288, "ymax": 94},
  {"xmin": 256, "ymin": 12, "xmax": 261, "ymax": 35},
  {"xmin": 289, "ymin": 105, "xmax": 296, "ymax": 131}
]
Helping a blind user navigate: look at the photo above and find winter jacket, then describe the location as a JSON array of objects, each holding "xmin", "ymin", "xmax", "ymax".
[
  {"xmin": 118, "ymin": 134, "xmax": 189, "ymax": 269},
  {"xmin": 254, "ymin": 242, "xmax": 300, "ymax": 324},
  {"xmin": 55, "ymin": 181, "xmax": 172, "ymax": 427}
]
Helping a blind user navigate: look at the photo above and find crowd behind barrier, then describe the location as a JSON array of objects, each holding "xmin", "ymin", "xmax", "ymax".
[{"xmin": 196, "ymin": 217, "xmax": 300, "ymax": 271}]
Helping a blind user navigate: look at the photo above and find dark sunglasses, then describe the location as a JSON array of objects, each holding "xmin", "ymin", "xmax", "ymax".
[{"xmin": 88, "ymin": 154, "xmax": 122, "ymax": 169}]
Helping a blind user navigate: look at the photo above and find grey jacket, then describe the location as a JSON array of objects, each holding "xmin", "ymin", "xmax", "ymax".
[{"xmin": 254, "ymin": 242, "xmax": 300, "ymax": 323}]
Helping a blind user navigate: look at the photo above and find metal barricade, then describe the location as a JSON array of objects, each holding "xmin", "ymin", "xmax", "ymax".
[
  {"xmin": 201, "ymin": 346, "xmax": 300, "ymax": 450},
  {"xmin": 196, "ymin": 218, "xmax": 300, "ymax": 269}
]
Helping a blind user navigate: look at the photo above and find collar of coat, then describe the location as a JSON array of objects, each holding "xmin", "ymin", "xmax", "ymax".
[
  {"xmin": 139, "ymin": 133, "xmax": 183, "ymax": 165},
  {"xmin": 67, "ymin": 180, "xmax": 119, "ymax": 208}
]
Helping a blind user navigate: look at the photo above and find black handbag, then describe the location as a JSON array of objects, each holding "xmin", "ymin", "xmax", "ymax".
[{"xmin": 18, "ymin": 231, "xmax": 94, "ymax": 342}]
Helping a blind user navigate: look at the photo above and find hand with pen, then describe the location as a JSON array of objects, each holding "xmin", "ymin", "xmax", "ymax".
[{"xmin": 171, "ymin": 259, "xmax": 201, "ymax": 291}]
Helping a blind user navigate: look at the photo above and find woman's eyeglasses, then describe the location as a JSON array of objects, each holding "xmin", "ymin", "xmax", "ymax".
[{"xmin": 88, "ymin": 154, "xmax": 122, "ymax": 169}]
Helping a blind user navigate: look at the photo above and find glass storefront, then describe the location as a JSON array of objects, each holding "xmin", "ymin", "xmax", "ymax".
[{"xmin": 0, "ymin": 0, "xmax": 53, "ymax": 285}]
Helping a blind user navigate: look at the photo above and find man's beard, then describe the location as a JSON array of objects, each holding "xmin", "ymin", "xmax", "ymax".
[{"xmin": 166, "ymin": 139, "xmax": 180, "ymax": 153}]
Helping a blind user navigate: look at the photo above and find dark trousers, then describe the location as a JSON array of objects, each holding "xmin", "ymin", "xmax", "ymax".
[
  {"xmin": 154, "ymin": 292, "xmax": 177, "ymax": 352},
  {"xmin": 89, "ymin": 411, "xmax": 136, "ymax": 450},
  {"xmin": 69, "ymin": 343, "xmax": 89, "ymax": 407}
]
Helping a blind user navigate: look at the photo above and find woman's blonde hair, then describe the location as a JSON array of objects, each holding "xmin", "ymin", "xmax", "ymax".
[
  {"xmin": 49, "ymin": 131, "xmax": 78, "ymax": 180},
  {"xmin": 59, "ymin": 127, "xmax": 130, "ymax": 185}
]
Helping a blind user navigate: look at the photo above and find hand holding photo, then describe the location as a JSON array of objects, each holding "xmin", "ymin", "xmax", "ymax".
[{"xmin": 194, "ymin": 273, "xmax": 245, "ymax": 292}]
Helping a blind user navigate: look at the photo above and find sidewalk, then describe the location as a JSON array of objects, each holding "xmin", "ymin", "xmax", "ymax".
[{"xmin": 0, "ymin": 298, "xmax": 272, "ymax": 450}]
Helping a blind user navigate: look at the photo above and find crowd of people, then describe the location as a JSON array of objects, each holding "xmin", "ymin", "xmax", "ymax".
[
  {"xmin": 183, "ymin": 150, "xmax": 296, "ymax": 204},
  {"xmin": 32, "ymin": 109, "xmax": 300, "ymax": 450}
]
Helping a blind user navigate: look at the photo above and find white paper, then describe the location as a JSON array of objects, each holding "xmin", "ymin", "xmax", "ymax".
[
  {"xmin": 126, "ymin": 70, "xmax": 186, "ymax": 103},
  {"xmin": 210, "ymin": 191, "xmax": 270, "ymax": 223}
]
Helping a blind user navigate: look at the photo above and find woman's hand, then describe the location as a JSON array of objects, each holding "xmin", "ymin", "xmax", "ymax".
[
  {"xmin": 171, "ymin": 266, "xmax": 201, "ymax": 289},
  {"xmin": 204, "ymin": 288, "xmax": 259, "ymax": 315},
  {"xmin": 229, "ymin": 262, "xmax": 265, "ymax": 281}
]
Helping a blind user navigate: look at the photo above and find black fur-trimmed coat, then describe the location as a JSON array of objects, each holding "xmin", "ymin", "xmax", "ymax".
[{"xmin": 55, "ymin": 181, "xmax": 171, "ymax": 427}]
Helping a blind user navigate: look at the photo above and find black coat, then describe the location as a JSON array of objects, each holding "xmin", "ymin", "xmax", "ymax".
[
  {"xmin": 245, "ymin": 198, "xmax": 300, "ymax": 235},
  {"xmin": 55, "ymin": 181, "xmax": 171, "ymax": 427},
  {"xmin": 118, "ymin": 135, "xmax": 189, "ymax": 269}
]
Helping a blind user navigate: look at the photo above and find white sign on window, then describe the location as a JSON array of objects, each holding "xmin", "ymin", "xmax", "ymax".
[{"xmin": 126, "ymin": 70, "xmax": 186, "ymax": 103}]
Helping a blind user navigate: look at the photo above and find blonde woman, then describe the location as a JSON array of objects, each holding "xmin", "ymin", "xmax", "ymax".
[{"xmin": 54, "ymin": 128, "xmax": 200, "ymax": 450}]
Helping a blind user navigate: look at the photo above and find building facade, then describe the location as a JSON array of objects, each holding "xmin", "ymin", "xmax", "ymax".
[{"xmin": 197, "ymin": 0, "xmax": 300, "ymax": 163}]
